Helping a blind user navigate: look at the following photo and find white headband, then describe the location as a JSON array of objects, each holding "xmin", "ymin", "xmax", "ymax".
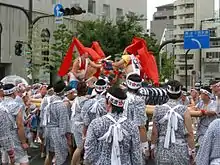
[
  {"xmin": 167, "ymin": 85, "xmax": 181, "ymax": 94},
  {"xmin": 95, "ymin": 83, "xmax": 107, "ymax": 92},
  {"xmin": 3, "ymin": 87, "xmax": 17, "ymax": 95},
  {"xmin": 64, "ymin": 88, "xmax": 77, "ymax": 96},
  {"xmin": 200, "ymin": 89, "xmax": 212, "ymax": 98},
  {"xmin": 126, "ymin": 79, "xmax": 142, "ymax": 90},
  {"xmin": 106, "ymin": 93, "xmax": 124, "ymax": 107}
]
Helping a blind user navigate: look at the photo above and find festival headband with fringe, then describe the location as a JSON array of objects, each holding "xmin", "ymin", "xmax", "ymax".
[
  {"xmin": 95, "ymin": 81, "xmax": 107, "ymax": 92},
  {"xmin": 126, "ymin": 79, "xmax": 142, "ymax": 90},
  {"xmin": 3, "ymin": 87, "xmax": 17, "ymax": 95},
  {"xmin": 200, "ymin": 89, "xmax": 212, "ymax": 98},
  {"xmin": 64, "ymin": 88, "xmax": 77, "ymax": 96},
  {"xmin": 106, "ymin": 93, "xmax": 124, "ymax": 108}
]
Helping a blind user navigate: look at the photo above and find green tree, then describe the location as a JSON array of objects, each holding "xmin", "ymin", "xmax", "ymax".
[
  {"xmin": 49, "ymin": 24, "xmax": 73, "ymax": 73},
  {"xmin": 160, "ymin": 53, "xmax": 175, "ymax": 81}
]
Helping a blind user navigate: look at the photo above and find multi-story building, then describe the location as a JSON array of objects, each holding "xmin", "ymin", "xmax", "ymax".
[
  {"xmin": 0, "ymin": 0, "xmax": 147, "ymax": 82},
  {"xmin": 150, "ymin": 3, "xmax": 175, "ymax": 44},
  {"xmin": 201, "ymin": 21, "xmax": 220, "ymax": 84},
  {"xmin": 173, "ymin": 0, "xmax": 214, "ymax": 88}
]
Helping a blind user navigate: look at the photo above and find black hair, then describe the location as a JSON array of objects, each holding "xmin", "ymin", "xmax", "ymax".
[
  {"xmin": 47, "ymin": 84, "xmax": 53, "ymax": 90},
  {"xmin": 166, "ymin": 80, "xmax": 182, "ymax": 99},
  {"xmin": 210, "ymin": 80, "xmax": 218, "ymax": 86},
  {"xmin": 201, "ymin": 86, "xmax": 212, "ymax": 94},
  {"xmin": 127, "ymin": 73, "xmax": 142, "ymax": 93},
  {"xmin": 64, "ymin": 85, "xmax": 72, "ymax": 92},
  {"xmin": 3, "ymin": 83, "xmax": 15, "ymax": 96},
  {"xmin": 53, "ymin": 80, "xmax": 66, "ymax": 94},
  {"xmin": 107, "ymin": 87, "xmax": 127, "ymax": 114},
  {"xmin": 77, "ymin": 81, "xmax": 88, "ymax": 96}
]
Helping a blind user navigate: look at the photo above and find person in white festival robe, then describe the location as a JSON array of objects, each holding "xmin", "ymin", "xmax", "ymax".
[
  {"xmin": 150, "ymin": 80, "xmax": 195, "ymax": 165},
  {"xmin": 196, "ymin": 118, "xmax": 220, "ymax": 165},
  {"xmin": 84, "ymin": 86, "xmax": 142, "ymax": 165},
  {"xmin": 123, "ymin": 73, "xmax": 149, "ymax": 161}
]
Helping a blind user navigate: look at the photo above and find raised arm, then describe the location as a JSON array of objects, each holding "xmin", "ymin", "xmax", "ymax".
[{"xmin": 89, "ymin": 59, "xmax": 102, "ymax": 69}]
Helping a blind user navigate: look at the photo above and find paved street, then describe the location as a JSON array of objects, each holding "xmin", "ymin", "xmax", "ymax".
[{"xmin": 28, "ymin": 145, "xmax": 155, "ymax": 165}]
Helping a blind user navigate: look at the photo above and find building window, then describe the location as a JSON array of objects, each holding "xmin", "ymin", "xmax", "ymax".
[
  {"xmin": 185, "ymin": 4, "xmax": 194, "ymax": 8},
  {"xmin": 210, "ymin": 41, "xmax": 220, "ymax": 48},
  {"xmin": 88, "ymin": 0, "xmax": 96, "ymax": 14},
  {"xmin": 206, "ymin": 52, "xmax": 220, "ymax": 59},
  {"xmin": 169, "ymin": 16, "xmax": 176, "ymax": 20},
  {"xmin": 204, "ymin": 63, "xmax": 219, "ymax": 73},
  {"xmin": 154, "ymin": 16, "xmax": 167, "ymax": 20},
  {"xmin": 116, "ymin": 8, "xmax": 123, "ymax": 20},
  {"xmin": 209, "ymin": 28, "xmax": 217, "ymax": 37},
  {"xmin": 103, "ymin": 4, "xmax": 110, "ymax": 19}
]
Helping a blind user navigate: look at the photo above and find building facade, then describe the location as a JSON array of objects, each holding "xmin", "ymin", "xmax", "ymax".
[
  {"xmin": 150, "ymin": 3, "xmax": 175, "ymax": 43},
  {"xmin": 201, "ymin": 21, "xmax": 220, "ymax": 85},
  {"xmin": 173, "ymin": 0, "xmax": 215, "ymax": 88},
  {"xmin": 0, "ymin": 0, "xmax": 147, "ymax": 82}
]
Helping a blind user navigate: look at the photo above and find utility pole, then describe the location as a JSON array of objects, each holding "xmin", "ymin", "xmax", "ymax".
[
  {"xmin": 185, "ymin": 49, "xmax": 191, "ymax": 91},
  {"xmin": 28, "ymin": 0, "xmax": 33, "ymax": 83}
]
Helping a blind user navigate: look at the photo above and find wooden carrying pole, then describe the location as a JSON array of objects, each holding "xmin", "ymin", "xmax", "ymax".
[{"xmin": 31, "ymin": 99, "xmax": 202, "ymax": 117}]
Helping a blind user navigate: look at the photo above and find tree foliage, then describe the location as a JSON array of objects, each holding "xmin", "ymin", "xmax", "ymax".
[
  {"xmin": 160, "ymin": 53, "xmax": 175, "ymax": 81},
  {"xmin": 49, "ymin": 24, "xmax": 73, "ymax": 73}
]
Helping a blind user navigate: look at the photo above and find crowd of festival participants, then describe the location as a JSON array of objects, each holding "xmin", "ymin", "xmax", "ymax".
[{"xmin": 0, "ymin": 37, "xmax": 220, "ymax": 165}]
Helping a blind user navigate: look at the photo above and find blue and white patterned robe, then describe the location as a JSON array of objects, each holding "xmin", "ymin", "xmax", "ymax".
[
  {"xmin": 123, "ymin": 92, "xmax": 147, "ymax": 126},
  {"xmin": 196, "ymin": 100, "xmax": 217, "ymax": 144},
  {"xmin": 196, "ymin": 119, "xmax": 220, "ymax": 165},
  {"xmin": 84, "ymin": 113, "xmax": 142, "ymax": 165},
  {"xmin": 0, "ymin": 106, "xmax": 14, "ymax": 152},
  {"xmin": 82, "ymin": 94, "xmax": 107, "ymax": 127},
  {"xmin": 152, "ymin": 99, "xmax": 190, "ymax": 165},
  {"xmin": 0, "ymin": 97, "xmax": 27, "ymax": 160},
  {"xmin": 71, "ymin": 96, "xmax": 88, "ymax": 148},
  {"xmin": 44, "ymin": 95, "xmax": 71, "ymax": 165}
]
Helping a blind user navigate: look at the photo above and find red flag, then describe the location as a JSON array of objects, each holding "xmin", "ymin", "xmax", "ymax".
[
  {"xmin": 125, "ymin": 37, "xmax": 159, "ymax": 84},
  {"xmin": 58, "ymin": 38, "xmax": 75, "ymax": 77},
  {"xmin": 84, "ymin": 47, "xmax": 101, "ymax": 62},
  {"xmin": 138, "ymin": 47, "xmax": 159, "ymax": 84},
  {"xmin": 73, "ymin": 38, "xmax": 86, "ymax": 55},
  {"xmin": 91, "ymin": 42, "xmax": 105, "ymax": 58}
]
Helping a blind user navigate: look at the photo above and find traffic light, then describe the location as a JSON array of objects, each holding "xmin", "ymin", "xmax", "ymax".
[
  {"xmin": 15, "ymin": 41, "xmax": 23, "ymax": 56},
  {"xmin": 59, "ymin": 6, "xmax": 86, "ymax": 16}
]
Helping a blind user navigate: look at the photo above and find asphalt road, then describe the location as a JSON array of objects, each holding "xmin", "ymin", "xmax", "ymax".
[{"xmin": 28, "ymin": 144, "xmax": 155, "ymax": 165}]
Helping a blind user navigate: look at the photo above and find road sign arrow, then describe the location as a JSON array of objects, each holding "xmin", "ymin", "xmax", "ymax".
[{"xmin": 191, "ymin": 38, "xmax": 202, "ymax": 49}]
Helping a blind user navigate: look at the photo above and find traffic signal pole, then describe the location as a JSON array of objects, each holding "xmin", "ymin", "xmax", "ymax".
[
  {"xmin": 0, "ymin": 1, "xmax": 55, "ymax": 84},
  {"xmin": 28, "ymin": 0, "xmax": 33, "ymax": 84}
]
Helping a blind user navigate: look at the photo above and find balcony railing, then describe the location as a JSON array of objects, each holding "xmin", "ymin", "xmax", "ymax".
[{"xmin": 174, "ymin": 8, "xmax": 194, "ymax": 15}]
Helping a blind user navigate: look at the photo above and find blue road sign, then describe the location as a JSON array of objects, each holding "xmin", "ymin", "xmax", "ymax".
[
  {"xmin": 54, "ymin": 4, "xmax": 63, "ymax": 17},
  {"xmin": 184, "ymin": 30, "xmax": 210, "ymax": 49}
]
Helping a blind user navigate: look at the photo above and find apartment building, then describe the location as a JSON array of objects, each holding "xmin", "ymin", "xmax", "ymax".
[
  {"xmin": 151, "ymin": 3, "xmax": 175, "ymax": 44},
  {"xmin": 173, "ymin": 0, "xmax": 214, "ymax": 87},
  {"xmin": 201, "ymin": 21, "xmax": 220, "ymax": 84},
  {"xmin": 0, "ymin": 0, "xmax": 147, "ymax": 82}
]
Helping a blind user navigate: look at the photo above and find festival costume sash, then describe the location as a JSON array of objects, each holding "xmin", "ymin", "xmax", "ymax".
[
  {"xmin": 158, "ymin": 104, "xmax": 183, "ymax": 149},
  {"xmin": 98, "ymin": 114, "xmax": 128, "ymax": 165}
]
